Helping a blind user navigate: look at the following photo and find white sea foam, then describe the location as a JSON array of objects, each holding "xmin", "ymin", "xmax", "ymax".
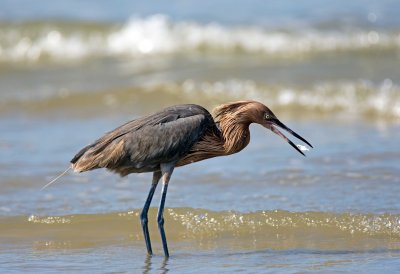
[{"xmin": 1, "ymin": 15, "xmax": 400, "ymax": 62}]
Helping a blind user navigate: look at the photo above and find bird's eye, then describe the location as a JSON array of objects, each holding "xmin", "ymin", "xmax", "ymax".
[{"xmin": 265, "ymin": 114, "xmax": 271, "ymax": 119}]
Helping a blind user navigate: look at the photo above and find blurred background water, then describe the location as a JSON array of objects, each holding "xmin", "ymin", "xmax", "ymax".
[{"xmin": 1, "ymin": 0, "xmax": 400, "ymax": 273}]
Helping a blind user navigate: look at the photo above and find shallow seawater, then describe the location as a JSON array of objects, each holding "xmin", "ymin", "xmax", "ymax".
[{"xmin": 1, "ymin": 0, "xmax": 400, "ymax": 273}]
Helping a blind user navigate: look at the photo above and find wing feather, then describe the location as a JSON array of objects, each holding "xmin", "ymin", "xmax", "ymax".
[{"xmin": 71, "ymin": 104, "xmax": 213, "ymax": 175}]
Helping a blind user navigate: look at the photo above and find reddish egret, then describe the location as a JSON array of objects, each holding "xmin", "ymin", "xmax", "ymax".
[{"xmin": 71, "ymin": 100, "xmax": 312, "ymax": 257}]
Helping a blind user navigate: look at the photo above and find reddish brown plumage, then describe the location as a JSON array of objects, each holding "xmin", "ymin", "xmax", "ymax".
[{"xmin": 176, "ymin": 100, "xmax": 269, "ymax": 166}]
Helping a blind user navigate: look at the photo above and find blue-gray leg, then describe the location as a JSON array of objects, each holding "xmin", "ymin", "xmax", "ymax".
[
  {"xmin": 140, "ymin": 171, "xmax": 161, "ymax": 255},
  {"xmin": 157, "ymin": 163, "xmax": 175, "ymax": 257}
]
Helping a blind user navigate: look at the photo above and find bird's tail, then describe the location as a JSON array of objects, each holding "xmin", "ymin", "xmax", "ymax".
[
  {"xmin": 40, "ymin": 166, "xmax": 71, "ymax": 191},
  {"xmin": 70, "ymin": 139, "xmax": 126, "ymax": 173}
]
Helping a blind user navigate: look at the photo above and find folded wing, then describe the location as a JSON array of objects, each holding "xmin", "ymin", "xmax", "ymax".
[{"xmin": 71, "ymin": 105, "xmax": 213, "ymax": 176}]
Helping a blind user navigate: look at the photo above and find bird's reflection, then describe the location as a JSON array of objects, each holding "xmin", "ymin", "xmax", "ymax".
[
  {"xmin": 142, "ymin": 255, "xmax": 152, "ymax": 274},
  {"xmin": 160, "ymin": 258, "xmax": 169, "ymax": 273},
  {"xmin": 142, "ymin": 255, "xmax": 169, "ymax": 274}
]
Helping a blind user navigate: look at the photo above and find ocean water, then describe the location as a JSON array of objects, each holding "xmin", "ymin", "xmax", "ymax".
[{"xmin": 1, "ymin": 1, "xmax": 400, "ymax": 273}]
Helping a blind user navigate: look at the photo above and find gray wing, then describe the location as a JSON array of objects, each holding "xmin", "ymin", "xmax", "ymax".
[
  {"xmin": 71, "ymin": 105, "xmax": 212, "ymax": 175},
  {"xmin": 121, "ymin": 114, "xmax": 209, "ymax": 169}
]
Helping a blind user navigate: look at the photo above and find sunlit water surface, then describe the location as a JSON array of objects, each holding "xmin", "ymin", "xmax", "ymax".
[{"xmin": 1, "ymin": 0, "xmax": 400, "ymax": 273}]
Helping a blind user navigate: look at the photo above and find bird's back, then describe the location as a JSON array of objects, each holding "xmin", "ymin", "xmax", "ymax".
[{"xmin": 71, "ymin": 104, "xmax": 215, "ymax": 176}]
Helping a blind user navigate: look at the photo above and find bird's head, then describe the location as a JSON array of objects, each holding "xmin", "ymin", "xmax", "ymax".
[{"xmin": 214, "ymin": 100, "xmax": 313, "ymax": 156}]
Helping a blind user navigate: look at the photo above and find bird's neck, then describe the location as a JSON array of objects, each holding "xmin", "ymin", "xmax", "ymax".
[
  {"xmin": 176, "ymin": 106, "xmax": 252, "ymax": 167},
  {"xmin": 218, "ymin": 119, "xmax": 251, "ymax": 155},
  {"xmin": 175, "ymin": 118, "xmax": 250, "ymax": 168}
]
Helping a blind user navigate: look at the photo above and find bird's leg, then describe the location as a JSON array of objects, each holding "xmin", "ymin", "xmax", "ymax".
[
  {"xmin": 157, "ymin": 163, "xmax": 175, "ymax": 258},
  {"xmin": 158, "ymin": 182, "xmax": 169, "ymax": 257},
  {"xmin": 140, "ymin": 171, "xmax": 161, "ymax": 256}
]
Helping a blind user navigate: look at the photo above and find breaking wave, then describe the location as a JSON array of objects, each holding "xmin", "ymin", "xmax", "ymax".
[
  {"xmin": 152, "ymin": 79, "xmax": 400, "ymax": 120},
  {"xmin": 2, "ymin": 79, "xmax": 399, "ymax": 121},
  {"xmin": 1, "ymin": 15, "xmax": 400, "ymax": 63},
  {"xmin": 2, "ymin": 209, "xmax": 399, "ymax": 250}
]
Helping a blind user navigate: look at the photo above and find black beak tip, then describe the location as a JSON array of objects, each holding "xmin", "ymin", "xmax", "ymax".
[
  {"xmin": 288, "ymin": 140, "xmax": 308, "ymax": 157},
  {"xmin": 300, "ymin": 138, "xmax": 313, "ymax": 149},
  {"xmin": 298, "ymin": 148, "xmax": 306, "ymax": 157},
  {"xmin": 275, "ymin": 119, "xmax": 313, "ymax": 149}
]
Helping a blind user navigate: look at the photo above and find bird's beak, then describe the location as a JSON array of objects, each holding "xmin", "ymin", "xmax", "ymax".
[{"xmin": 264, "ymin": 119, "xmax": 313, "ymax": 156}]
